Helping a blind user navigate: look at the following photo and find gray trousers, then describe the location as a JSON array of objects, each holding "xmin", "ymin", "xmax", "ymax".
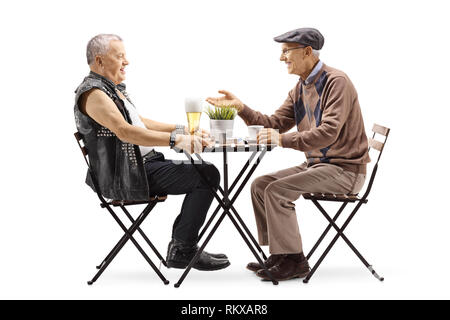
[{"xmin": 250, "ymin": 162, "xmax": 366, "ymax": 255}]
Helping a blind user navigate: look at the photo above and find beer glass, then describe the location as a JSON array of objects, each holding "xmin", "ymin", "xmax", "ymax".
[{"xmin": 185, "ymin": 97, "xmax": 203, "ymax": 135}]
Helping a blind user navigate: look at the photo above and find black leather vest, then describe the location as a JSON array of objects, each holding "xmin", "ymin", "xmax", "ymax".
[{"xmin": 74, "ymin": 71, "xmax": 149, "ymax": 200}]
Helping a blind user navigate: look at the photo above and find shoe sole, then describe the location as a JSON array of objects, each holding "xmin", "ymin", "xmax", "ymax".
[
  {"xmin": 168, "ymin": 261, "xmax": 231, "ymax": 271},
  {"xmin": 257, "ymin": 269, "xmax": 311, "ymax": 281},
  {"xmin": 194, "ymin": 261, "xmax": 231, "ymax": 271}
]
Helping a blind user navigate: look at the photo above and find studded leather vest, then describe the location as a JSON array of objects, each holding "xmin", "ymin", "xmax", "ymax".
[{"xmin": 74, "ymin": 71, "xmax": 149, "ymax": 200}]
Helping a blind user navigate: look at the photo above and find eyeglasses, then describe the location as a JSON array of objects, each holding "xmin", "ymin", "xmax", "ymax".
[{"xmin": 281, "ymin": 46, "xmax": 305, "ymax": 57}]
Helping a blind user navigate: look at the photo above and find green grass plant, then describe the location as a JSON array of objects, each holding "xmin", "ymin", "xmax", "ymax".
[{"xmin": 204, "ymin": 105, "xmax": 237, "ymax": 120}]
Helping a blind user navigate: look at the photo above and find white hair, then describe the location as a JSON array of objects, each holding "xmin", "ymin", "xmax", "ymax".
[
  {"xmin": 312, "ymin": 49, "xmax": 320, "ymax": 58},
  {"xmin": 86, "ymin": 34, "xmax": 123, "ymax": 65}
]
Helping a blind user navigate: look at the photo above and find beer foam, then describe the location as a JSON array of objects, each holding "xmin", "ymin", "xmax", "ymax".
[{"xmin": 185, "ymin": 97, "xmax": 203, "ymax": 113}]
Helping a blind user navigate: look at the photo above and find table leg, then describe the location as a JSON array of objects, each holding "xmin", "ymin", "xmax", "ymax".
[
  {"xmin": 197, "ymin": 152, "xmax": 258, "ymax": 241},
  {"xmin": 196, "ymin": 150, "xmax": 268, "ymax": 259},
  {"xmin": 174, "ymin": 210, "xmax": 228, "ymax": 288},
  {"xmin": 221, "ymin": 148, "xmax": 269, "ymax": 263},
  {"xmin": 175, "ymin": 149, "xmax": 277, "ymax": 287},
  {"xmin": 225, "ymin": 149, "xmax": 269, "ymax": 261}
]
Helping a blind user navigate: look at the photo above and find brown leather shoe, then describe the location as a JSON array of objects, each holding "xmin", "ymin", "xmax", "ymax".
[
  {"xmin": 256, "ymin": 255, "xmax": 310, "ymax": 281},
  {"xmin": 246, "ymin": 254, "xmax": 286, "ymax": 272}
]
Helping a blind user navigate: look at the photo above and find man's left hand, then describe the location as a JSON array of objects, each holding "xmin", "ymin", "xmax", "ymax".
[
  {"xmin": 257, "ymin": 128, "xmax": 282, "ymax": 146},
  {"xmin": 195, "ymin": 129, "xmax": 215, "ymax": 148}
]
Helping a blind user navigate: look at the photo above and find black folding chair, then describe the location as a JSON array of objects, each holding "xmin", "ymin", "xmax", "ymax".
[
  {"xmin": 302, "ymin": 123, "xmax": 390, "ymax": 283},
  {"xmin": 74, "ymin": 132, "xmax": 169, "ymax": 285}
]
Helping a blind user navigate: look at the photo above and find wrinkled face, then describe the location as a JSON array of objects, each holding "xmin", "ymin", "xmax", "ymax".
[
  {"xmin": 97, "ymin": 40, "xmax": 129, "ymax": 85},
  {"xmin": 279, "ymin": 43, "xmax": 308, "ymax": 76}
]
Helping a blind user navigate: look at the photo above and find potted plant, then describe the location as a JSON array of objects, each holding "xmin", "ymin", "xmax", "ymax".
[{"xmin": 205, "ymin": 105, "xmax": 237, "ymax": 142}]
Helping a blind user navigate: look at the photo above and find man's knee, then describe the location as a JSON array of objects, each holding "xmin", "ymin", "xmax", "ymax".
[
  {"xmin": 251, "ymin": 175, "xmax": 271, "ymax": 196},
  {"xmin": 264, "ymin": 180, "xmax": 282, "ymax": 198},
  {"xmin": 198, "ymin": 163, "xmax": 220, "ymax": 188},
  {"xmin": 264, "ymin": 181, "xmax": 296, "ymax": 211}
]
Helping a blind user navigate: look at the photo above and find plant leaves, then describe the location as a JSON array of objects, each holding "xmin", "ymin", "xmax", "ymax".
[{"xmin": 204, "ymin": 105, "xmax": 237, "ymax": 120}]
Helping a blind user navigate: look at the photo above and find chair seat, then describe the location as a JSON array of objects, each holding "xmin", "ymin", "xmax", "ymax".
[
  {"xmin": 103, "ymin": 196, "xmax": 167, "ymax": 207},
  {"xmin": 303, "ymin": 193, "xmax": 367, "ymax": 203}
]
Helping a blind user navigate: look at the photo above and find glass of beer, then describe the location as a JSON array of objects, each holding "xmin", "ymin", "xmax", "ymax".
[{"xmin": 185, "ymin": 97, "xmax": 203, "ymax": 135}]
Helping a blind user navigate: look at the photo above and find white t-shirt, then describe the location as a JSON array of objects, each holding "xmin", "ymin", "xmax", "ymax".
[{"xmin": 122, "ymin": 98, "xmax": 154, "ymax": 156}]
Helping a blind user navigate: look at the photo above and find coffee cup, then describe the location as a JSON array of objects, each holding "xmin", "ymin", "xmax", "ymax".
[{"xmin": 248, "ymin": 125, "xmax": 264, "ymax": 140}]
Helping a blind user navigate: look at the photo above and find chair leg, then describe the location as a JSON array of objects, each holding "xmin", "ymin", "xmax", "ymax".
[
  {"xmin": 306, "ymin": 202, "xmax": 348, "ymax": 260},
  {"xmin": 96, "ymin": 203, "xmax": 163, "ymax": 269},
  {"xmin": 303, "ymin": 229, "xmax": 340, "ymax": 283},
  {"xmin": 304, "ymin": 200, "xmax": 384, "ymax": 283},
  {"xmin": 88, "ymin": 202, "xmax": 169, "ymax": 285},
  {"xmin": 119, "ymin": 204, "xmax": 167, "ymax": 267},
  {"xmin": 304, "ymin": 230, "xmax": 384, "ymax": 283},
  {"xmin": 96, "ymin": 233, "xmax": 127, "ymax": 270},
  {"xmin": 368, "ymin": 265, "xmax": 384, "ymax": 281}
]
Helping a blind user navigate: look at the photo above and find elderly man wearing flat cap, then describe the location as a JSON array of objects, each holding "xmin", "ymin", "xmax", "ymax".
[{"xmin": 207, "ymin": 27, "xmax": 370, "ymax": 281}]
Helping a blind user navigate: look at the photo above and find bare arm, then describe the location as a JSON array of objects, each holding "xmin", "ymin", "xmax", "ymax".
[
  {"xmin": 82, "ymin": 89, "xmax": 171, "ymax": 146},
  {"xmin": 139, "ymin": 117, "xmax": 177, "ymax": 133}
]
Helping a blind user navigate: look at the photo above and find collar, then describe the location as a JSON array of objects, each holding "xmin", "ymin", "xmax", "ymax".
[
  {"xmin": 302, "ymin": 60, "xmax": 323, "ymax": 85},
  {"xmin": 88, "ymin": 71, "xmax": 127, "ymax": 91}
]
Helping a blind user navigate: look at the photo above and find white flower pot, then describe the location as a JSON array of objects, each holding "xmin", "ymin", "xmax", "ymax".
[{"xmin": 210, "ymin": 119, "xmax": 234, "ymax": 142}]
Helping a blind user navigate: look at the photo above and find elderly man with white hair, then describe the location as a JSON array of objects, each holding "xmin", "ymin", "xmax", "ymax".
[
  {"xmin": 207, "ymin": 27, "xmax": 370, "ymax": 281},
  {"xmin": 74, "ymin": 34, "xmax": 230, "ymax": 271}
]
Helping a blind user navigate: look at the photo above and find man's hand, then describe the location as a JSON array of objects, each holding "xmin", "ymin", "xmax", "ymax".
[
  {"xmin": 206, "ymin": 90, "xmax": 244, "ymax": 112},
  {"xmin": 174, "ymin": 132, "xmax": 215, "ymax": 154},
  {"xmin": 197, "ymin": 128, "xmax": 212, "ymax": 139},
  {"xmin": 257, "ymin": 128, "xmax": 282, "ymax": 146},
  {"xmin": 196, "ymin": 129, "xmax": 215, "ymax": 148},
  {"xmin": 186, "ymin": 128, "xmax": 215, "ymax": 146},
  {"xmin": 175, "ymin": 134, "xmax": 203, "ymax": 154}
]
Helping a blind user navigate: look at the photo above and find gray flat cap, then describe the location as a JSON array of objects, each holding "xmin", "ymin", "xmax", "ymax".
[{"xmin": 274, "ymin": 27, "xmax": 324, "ymax": 50}]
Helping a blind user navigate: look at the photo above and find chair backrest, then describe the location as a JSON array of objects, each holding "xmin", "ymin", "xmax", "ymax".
[
  {"xmin": 361, "ymin": 123, "xmax": 391, "ymax": 200},
  {"xmin": 74, "ymin": 131, "xmax": 166, "ymax": 204},
  {"xmin": 74, "ymin": 131, "xmax": 107, "ymax": 202},
  {"xmin": 74, "ymin": 132, "xmax": 90, "ymax": 169},
  {"xmin": 368, "ymin": 124, "xmax": 390, "ymax": 164}
]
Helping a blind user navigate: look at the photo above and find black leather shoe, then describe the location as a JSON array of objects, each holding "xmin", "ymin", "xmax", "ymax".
[
  {"xmin": 167, "ymin": 239, "xmax": 228, "ymax": 260},
  {"xmin": 167, "ymin": 239, "xmax": 230, "ymax": 271},
  {"xmin": 206, "ymin": 252, "xmax": 228, "ymax": 259}
]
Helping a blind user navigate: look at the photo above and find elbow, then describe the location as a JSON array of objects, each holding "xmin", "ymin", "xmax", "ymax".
[
  {"xmin": 321, "ymin": 133, "xmax": 339, "ymax": 147},
  {"xmin": 315, "ymin": 133, "xmax": 339, "ymax": 150},
  {"xmin": 318, "ymin": 123, "xmax": 340, "ymax": 146},
  {"xmin": 299, "ymin": 128, "xmax": 339, "ymax": 151},
  {"xmin": 115, "ymin": 124, "xmax": 131, "ymax": 142}
]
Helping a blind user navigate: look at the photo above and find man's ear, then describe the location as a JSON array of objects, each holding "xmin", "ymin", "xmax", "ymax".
[
  {"xmin": 304, "ymin": 46, "xmax": 312, "ymax": 57},
  {"xmin": 95, "ymin": 55, "xmax": 103, "ymax": 69}
]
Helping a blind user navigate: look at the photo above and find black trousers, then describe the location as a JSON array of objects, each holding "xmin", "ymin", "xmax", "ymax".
[{"xmin": 144, "ymin": 152, "xmax": 220, "ymax": 244}]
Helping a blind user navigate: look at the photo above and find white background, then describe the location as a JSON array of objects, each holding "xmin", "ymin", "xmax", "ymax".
[{"xmin": 1, "ymin": 0, "xmax": 449, "ymax": 299}]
